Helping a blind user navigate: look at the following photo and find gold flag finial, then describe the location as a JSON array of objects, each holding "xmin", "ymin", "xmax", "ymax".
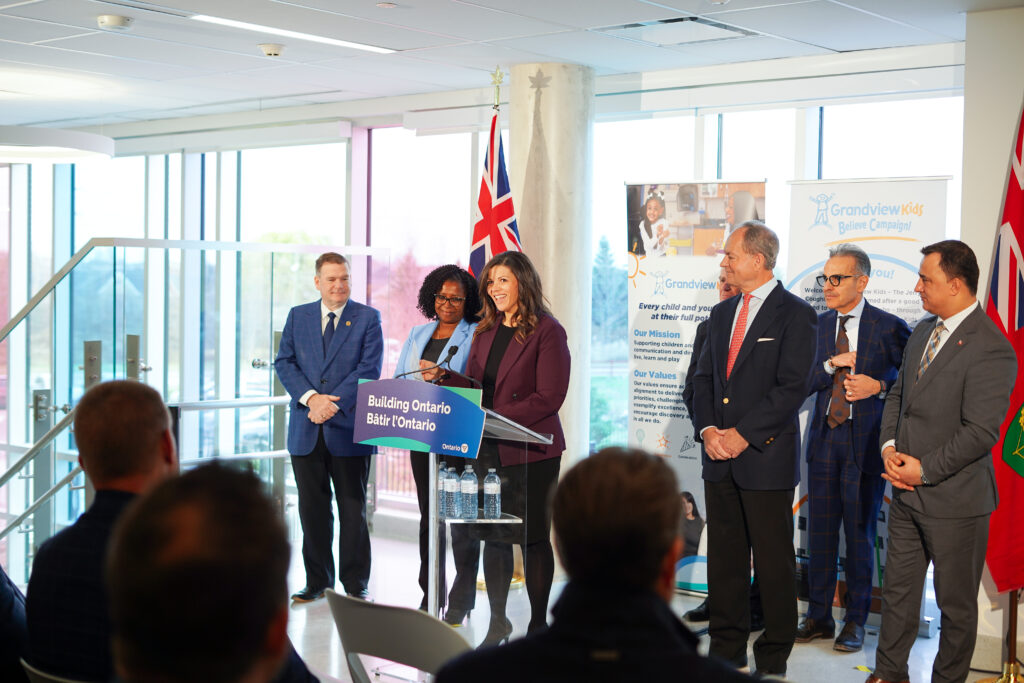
[{"xmin": 491, "ymin": 66, "xmax": 504, "ymax": 110}]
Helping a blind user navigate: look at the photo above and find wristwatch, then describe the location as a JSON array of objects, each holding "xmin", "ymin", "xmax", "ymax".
[
  {"xmin": 919, "ymin": 464, "xmax": 931, "ymax": 485},
  {"xmin": 877, "ymin": 379, "xmax": 887, "ymax": 399}
]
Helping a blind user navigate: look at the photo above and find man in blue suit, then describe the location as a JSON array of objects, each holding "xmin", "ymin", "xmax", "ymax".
[
  {"xmin": 796, "ymin": 244, "xmax": 910, "ymax": 653},
  {"xmin": 692, "ymin": 222, "xmax": 818, "ymax": 677},
  {"xmin": 275, "ymin": 252, "xmax": 383, "ymax": 602}
]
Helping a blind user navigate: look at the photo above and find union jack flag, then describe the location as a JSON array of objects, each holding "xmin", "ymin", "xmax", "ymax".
[
  {"xmin": 469, "ymin": 113, "xmax": 520, "ymax": 277},
  {"xmin": 985, "ymin": 100, "xmax": 1024, "ymax": 594}
]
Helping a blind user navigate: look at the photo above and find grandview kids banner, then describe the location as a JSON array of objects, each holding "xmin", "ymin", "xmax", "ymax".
[
  {"xmin": 625, "ymin": 181, "xmax": 766, "ymax": 592},
  {"xmin": 787, "ymin": 177, "xmax": 950, "ymax": 322}
]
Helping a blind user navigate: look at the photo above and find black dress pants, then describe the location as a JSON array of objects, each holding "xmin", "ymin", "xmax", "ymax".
[
  {"xmin": 705, "ymin": 476, "xmax": 796, "ymax": 675},
  {"xmin": 291, "ymin": 427, "xmax": 371, "ymax": 593}
]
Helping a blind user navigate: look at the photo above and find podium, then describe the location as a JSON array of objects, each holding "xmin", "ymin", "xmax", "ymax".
[{"xmin": 354, "ymin": 379, "xmax": 552, "ymax": 617}]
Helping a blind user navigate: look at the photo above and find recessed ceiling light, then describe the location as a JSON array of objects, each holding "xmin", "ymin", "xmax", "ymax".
[
  {"xmin": 192, "ymin": 14, "xmax": 394, "ymax": 54},
  {"xmin": 376, "ymin": 2, "xmax": 397, "ymax": 8}
]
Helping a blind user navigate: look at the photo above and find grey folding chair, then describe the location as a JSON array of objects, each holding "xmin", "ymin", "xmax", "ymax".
[
  {"xmin": 325, "ymin": 589, "xmax": 471, "ymax": 683},
  {"xmin": 20, "ymin": 659, "xmax": 89, "ymax": 683}
]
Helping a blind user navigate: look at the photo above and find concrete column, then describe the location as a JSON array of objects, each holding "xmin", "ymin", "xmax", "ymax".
[
  {"xmin": 962, "ymin": 7, "xmax": 1024, "ymax": 672},
  {"xmin": 508, "ymin": 63, "xmax": 595, "ymax": 467}
]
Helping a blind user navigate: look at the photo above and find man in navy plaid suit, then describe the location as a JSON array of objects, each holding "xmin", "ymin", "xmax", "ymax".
[{"xmin": 796, "ymin": 244, "xmax": 910, "ymax": 653}]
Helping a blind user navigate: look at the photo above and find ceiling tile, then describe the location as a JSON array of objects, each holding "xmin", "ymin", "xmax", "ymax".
[
  {"xmin": 266, "ymin": 0, "xmax": 569, "ymax": 42},
  {"xmin": 700, "ymin": 0, "xmax": 950, "ymax": 51},
  {"xmin": 666, "ymin": 34, "xmax": 833, "ymax": 62},
  {"xmin": 495, "ymin": 29, "xmax": 713, "ymax": 72},
  {"xmin": 460, "ymin": 0, "xmax": 690, "ymax": 30},
  {"xmin": 0, "ymin": 13, "xmax": 89, "ymax": 42}
]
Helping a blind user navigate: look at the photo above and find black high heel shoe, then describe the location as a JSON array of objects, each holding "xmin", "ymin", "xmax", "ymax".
[
  {"xmin": 478, "ymin": 617, "xmax": 513, "ymax": 648},
  {"xmin": 442, "ymin": 607, "xmax": 471, "ymax": 626}
]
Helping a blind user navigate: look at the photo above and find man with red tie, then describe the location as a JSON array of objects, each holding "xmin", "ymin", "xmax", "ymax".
[{"xmin": 691, "ymin": 221, "xmax": 818, "ymax": 677}]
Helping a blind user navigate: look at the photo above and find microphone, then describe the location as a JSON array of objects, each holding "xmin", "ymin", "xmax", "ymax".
[{"xmin": 394, "ymin": 345, "xmax": 460, "ymax": 380}]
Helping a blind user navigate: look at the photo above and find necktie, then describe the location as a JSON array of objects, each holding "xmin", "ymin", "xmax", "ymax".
[
  {"xmin": 726, "ymin": 294, "xmax": 752, "ymax": 379},
  {"xmin": 827, "ymin": 315, "xmax": 853, "ymax": 428},
  {"xmin": 917, "ymin": 320, "xmax": 945, "ymax": 379},
  {"xmin": 323, "ymin": 312, "xmax": 336, "ymax": 354}
]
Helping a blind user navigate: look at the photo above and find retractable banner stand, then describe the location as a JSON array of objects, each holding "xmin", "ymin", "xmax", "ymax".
[
  {"xmin": 787, "ymin": 177, "xmax": 948, "ymax": 601},
  {"xmin": 626, "ymin": 181, "xmax": 766, "ymax": 592}
]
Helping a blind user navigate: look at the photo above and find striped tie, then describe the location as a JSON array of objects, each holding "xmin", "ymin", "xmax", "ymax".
[
  {"xmin": 726, "ymin": 294, "xmax": 752, "ymax": 379},
  {"xmin": 917, "ymin": 320, "xmax": 945, "ymax": 379},
  {"xmin": 827, "ymin": 315, "xmax": 853, "ymax": 428}
]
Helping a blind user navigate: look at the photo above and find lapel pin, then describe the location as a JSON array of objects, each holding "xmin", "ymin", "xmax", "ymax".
[
  {"xmin": 957, "ymin": 339, "xmax": 962, "ymax": 346},
  {"xmin": 346, "ymin": 320, "xmax": 351, "ymax": 326}
]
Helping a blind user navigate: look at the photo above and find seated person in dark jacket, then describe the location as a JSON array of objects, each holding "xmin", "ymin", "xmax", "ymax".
[
  {"xmin": 26, "ymin": 380, "xmax": 178, "ymax": 681},
  {"xmin": 436, "ymin": 447, "xmax": 755, "ymax": 683},
  {"xmin": 108, "ymin": 463, "xmax": 305, "ymax": 683},
  {"xmin": 0, "ymin": 563, "xmax": 28, "ymax": 683}
]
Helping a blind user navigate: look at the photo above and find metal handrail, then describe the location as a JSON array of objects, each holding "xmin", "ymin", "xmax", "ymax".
[
  {"xmin": 0, "ymin": 466, "xmax": 82, "ymax": 542},
  {"xmin": 170, "ymin": 396, "xmax": 290, "ymax": 410},
  {"xmin": 0, "ymin": 236, "xmax": 389, "ymax": 345},
  {"xmin": 0, "ymin": 411, "xmax": 76, "ymax": 491}
]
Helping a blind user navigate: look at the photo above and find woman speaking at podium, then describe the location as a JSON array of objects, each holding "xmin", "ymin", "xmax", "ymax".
[
  {"xmin": 394, "ymin": 264, "xmax": 481, "ymax": 617},
  {"xmin": 464, "ymin": 251, "xmax": 570, "ymax": 647}
]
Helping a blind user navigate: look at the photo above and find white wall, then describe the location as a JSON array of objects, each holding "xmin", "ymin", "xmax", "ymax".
[{"xmin": 962, "ymin": 6, "xmax": 1024, "ymax": 671}]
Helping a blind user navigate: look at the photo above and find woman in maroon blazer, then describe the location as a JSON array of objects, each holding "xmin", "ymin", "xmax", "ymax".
[{"xmin": 464, "ymin": 251, "xmax": 570, "ymax": 647}]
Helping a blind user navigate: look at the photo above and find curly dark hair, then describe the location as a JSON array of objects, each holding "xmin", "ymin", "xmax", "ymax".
[{"xmin": 416, "ymin": 264, "xmax": 481, "ymax": 322}]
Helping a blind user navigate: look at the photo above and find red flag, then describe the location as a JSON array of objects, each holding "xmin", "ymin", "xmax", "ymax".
[
  {"xmin": 468, "ymin": 113, "xmax": 520, "ymax": 277},
  {"xmin": 984, "ymin": 101, "xmax": 1024, "ymax": 593}
]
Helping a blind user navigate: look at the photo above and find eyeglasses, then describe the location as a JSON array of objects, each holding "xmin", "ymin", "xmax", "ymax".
[
  {"xmin": 815, "ymin": 274, "xmax": 855, "ymax": 287},
  {"xmin": 434, "ymin": 294, "xmax": 466, "ymax": 306}
]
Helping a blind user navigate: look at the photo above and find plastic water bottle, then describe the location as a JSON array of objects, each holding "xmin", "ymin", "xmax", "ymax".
[
  {"xmin": 444, "ymin": 466, "xmax": 460, "ymax": 518},
  {"xmin": 460, "ymin": 465, "xmax": 479, "ymax": 520},
  {"xmin": 483, "ymin": 468, "xmax": 501, "ymax": 520},
  {"xmin": 437, "ymin": 461, "xmax": 448, "ymax": 519}
]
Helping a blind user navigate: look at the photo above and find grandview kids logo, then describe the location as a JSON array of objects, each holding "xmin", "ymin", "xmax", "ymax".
[{"xmin": 809, "ymin": 194, "xmax": 923, "ymax": 235}]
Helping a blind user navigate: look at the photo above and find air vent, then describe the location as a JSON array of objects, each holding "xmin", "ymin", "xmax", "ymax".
[{"xmin": 598, "ymin": 17, "xmax": 754, "ymax": 47}]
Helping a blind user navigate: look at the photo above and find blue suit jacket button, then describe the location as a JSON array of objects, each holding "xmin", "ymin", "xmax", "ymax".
[{"xmin": 321, "ymin": 379, "xmax": 328, "ymax": 384}]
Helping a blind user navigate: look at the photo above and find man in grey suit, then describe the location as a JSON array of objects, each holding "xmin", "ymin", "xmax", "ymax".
[{"xmin": 867, "ymin": 240, "xmax": 1016, "ymax": 683}]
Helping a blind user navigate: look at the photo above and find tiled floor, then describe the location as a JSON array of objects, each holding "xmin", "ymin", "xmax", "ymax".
[{"xmin": 286, "ymin": 533, "xmax": 1000, "ymax": 683}]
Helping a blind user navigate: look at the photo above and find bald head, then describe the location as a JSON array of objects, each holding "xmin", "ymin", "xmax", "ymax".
[{"xmin": 73, "ymin": 381, "xmax": 175, "ymax": 490}]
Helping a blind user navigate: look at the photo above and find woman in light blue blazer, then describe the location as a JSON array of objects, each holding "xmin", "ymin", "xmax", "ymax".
[{"xmin": 394, "ymin": 264, "xmax": 480, "ymax": 619}]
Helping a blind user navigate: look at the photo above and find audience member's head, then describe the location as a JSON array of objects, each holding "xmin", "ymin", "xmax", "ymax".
[
  {"xmin": 74, "ymin": 380, "xmax": 176, "ymax": 491},
  {"xmin": 107, "ymin": 463, "xmax": 291, "ymax": 683},
  {"xmin": 553, "ymin": 447, "xmax": 683, "ymax": 599}
]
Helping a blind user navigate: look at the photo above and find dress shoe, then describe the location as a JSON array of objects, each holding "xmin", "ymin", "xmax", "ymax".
[
  {"xmin": 684, "ymin": 599, "xmax": 709, "ymax": 622},
  {"xmin": 291, "ymin": 586, "xmax": 326, "ymax": 603},
  {"xmin": 864, "ymin": 676, "xmax": 909, "ymax": 683},
  {"xmin": 794, "ymin": 616, "xmax": 835, "ymax": 642},
  {"xmin": 834, "ymin": 621, "xmax": 865, "ymax": 652},
  {"xmin": 478, "ymin": 617, "xmax": 513, "ymax": 648},
  {"xmin": 348, "ymin": 588, "xmax": 371, "ymax": 601},
  {"xmin": 442, "ymin": 607, "xmax": 471, "ymax": 626}
]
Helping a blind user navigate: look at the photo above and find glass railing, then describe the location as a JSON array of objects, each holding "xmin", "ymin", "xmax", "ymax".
[{"xmin": 0, "ymin": 237, "xmax": 392, "ymax": 584}]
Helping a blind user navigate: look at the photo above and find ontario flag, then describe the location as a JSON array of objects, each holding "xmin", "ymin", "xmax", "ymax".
[
  {"xmin": 985, "ymin": 101, "xmax": 1024, "ymax": 594},
  {"xmin": 469, "ymin": 112, "xmax": 520, "ymax": 277}
]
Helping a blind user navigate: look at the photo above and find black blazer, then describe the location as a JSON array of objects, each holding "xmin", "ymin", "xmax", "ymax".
[{"xmin": 692, "ymin": 281, "xmax": 818, "ymax": 490}]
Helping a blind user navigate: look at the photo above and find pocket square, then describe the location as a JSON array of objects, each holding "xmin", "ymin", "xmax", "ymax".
[{"xmin": 757, "ymin": 337, "xmax": 775, "ymax": 342}]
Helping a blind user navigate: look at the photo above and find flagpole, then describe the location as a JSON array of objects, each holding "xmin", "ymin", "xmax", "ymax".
[{"xmin": 979, "ymin": 589, "xmax": 1021, "ymax": 683}]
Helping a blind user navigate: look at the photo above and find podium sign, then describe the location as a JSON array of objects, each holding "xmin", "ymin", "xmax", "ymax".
[{"xmin": 354, "ymin": 379, "xmax": 485, "ymax": 459}]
